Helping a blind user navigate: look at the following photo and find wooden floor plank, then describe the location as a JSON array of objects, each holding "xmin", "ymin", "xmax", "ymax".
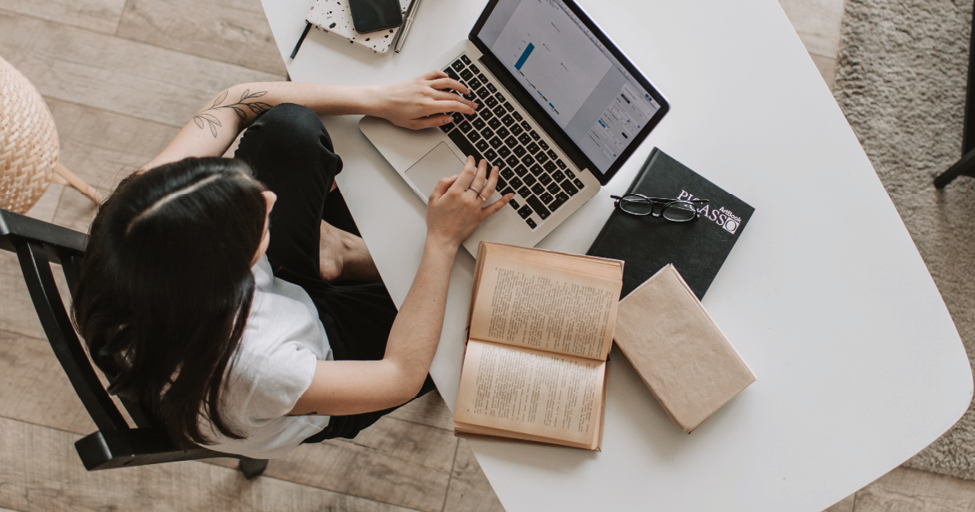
[
  {"xmin": 0, "ymin": 0, "xmax": 125, "ymax": 34},
  {"xmin": 810, "ymin": 53, "xmax": 838, "ymax": 91},
  {"xmin": 853, "ymin": 467, "xmax": 975, "ymax": 512},
  {"xmin": 387, "ymin": 390, "xmax": 456, "ymax": 431},
  {"xmin": 0, "ymin": 11, "xmax": 283, "ymax": 129},
  {"xmin": 823, "ymin": 492, "xmax": 855, "ymax": 512},
  {"xmin": 0, "ymin": 330, "xmax": 95, "ymax": 435},
  {"xmin": 270, "ymin": 424, "xmax": 452, "ymax": 512},
  {"xmin": 350, "ymin": 415, "xmax": 458, "ymax": 474},
  {"xmin": 117, "ymin": 0, "xmax": 287, "ymax": 76},
  {"xmin": 0, "ymin": 416, "xmax": 419, "ymax": 512},
  {"xmin": 206, "ymin": 416, "xmax": 456, "ymax": 512},
  {"xmin": 46, "ymin": 98, "xmax": 179, "ymax": 189},
  {"xmin": 777, "ymin": 0, "xmax": 845, "ymax": 58},
  {"xmin": 442, "ymin": 439, "xmax": 505, "ymax": 512},
  {"xmin": 0, "ymin": 253, "xmax": 46, "ymax": 340}
]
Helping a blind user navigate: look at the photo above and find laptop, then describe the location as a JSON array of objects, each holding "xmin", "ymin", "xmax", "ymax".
[{"xmin": 360, "ymin": 0, "xmax": 669, "ymax": 255}]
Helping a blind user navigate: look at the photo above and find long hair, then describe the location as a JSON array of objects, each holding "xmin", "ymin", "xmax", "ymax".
[{"xmin": 73, "ymin": 157, "xmax": 268, "ymax": 448}]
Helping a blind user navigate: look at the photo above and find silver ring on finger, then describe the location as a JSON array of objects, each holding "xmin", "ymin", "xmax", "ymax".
[{"xmin": 477, "ymin": 194, "xmax": 487, "ymax": 201}]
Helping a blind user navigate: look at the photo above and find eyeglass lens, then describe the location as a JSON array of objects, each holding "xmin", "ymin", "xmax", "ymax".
[
  {"xmin": 662, "ymin": 202, "xmax": 697, "ymax": 222},
  {"xmin": 618, "ymin": 196, "xmax": 654, "ymax": 216}
]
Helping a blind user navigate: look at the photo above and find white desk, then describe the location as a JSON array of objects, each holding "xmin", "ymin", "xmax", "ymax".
[{"xmin": 261, "ymin": 1, "xmax": 974, "ymax": 510}]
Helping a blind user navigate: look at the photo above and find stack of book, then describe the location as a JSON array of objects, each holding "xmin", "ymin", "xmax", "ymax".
[
  {"xmin": 306, "ymin": 0, "xmax": 410, "ymax": 53},
  {"xmin": 455, "ymin": 149, "xmax": 757, "ymax": 447}
]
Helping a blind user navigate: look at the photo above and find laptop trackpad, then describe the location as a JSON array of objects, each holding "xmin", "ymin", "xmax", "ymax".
[{"xmin": 405, "ymin": 143, "xmax": 464, "ymax": 202}]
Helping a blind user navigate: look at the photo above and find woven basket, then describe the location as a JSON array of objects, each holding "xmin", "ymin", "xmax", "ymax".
[{"xmin": 0, "ymin": 55, "xmax": 60, "ymax": 214}]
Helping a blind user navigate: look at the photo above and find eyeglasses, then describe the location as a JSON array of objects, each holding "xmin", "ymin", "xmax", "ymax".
[{"xmin": 611, "ymin": 194, "xmax": 710, "ymax": 222}]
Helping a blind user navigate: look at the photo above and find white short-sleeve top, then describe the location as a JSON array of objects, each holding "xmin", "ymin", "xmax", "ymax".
[{"xmin": 200, "ymin": 255, "xmax": 330, "ymax": 459}]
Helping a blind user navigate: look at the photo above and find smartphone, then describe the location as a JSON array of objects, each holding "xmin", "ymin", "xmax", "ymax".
[{"xmin": 348, "ymin": 0, "xmax": 403, "ymax": 33}]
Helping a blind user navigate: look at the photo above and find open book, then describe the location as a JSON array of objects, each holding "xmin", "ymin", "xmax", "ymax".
[{"xmin": 454, "ymin": 242, "xmax": 624, "ymax": 450}]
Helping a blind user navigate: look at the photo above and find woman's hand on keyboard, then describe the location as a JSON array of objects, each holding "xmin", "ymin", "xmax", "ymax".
[
  {"xmin": 371, "ymin": 70, "xmax": 477, "ymax": 130},
  {"xmin": 425, "ymin": 156, "xmax": 512, "ymax": 251}
]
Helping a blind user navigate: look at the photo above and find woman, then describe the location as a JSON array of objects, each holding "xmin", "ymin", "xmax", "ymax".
[{"xmin": 73, "ymin": 71, "xmax": 512, "ymax": 459}]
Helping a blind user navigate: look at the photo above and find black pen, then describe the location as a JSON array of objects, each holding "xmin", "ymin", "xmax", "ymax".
[{"xmin": 290, "ymin": 22, "xmax": 312, "ymax": 59}]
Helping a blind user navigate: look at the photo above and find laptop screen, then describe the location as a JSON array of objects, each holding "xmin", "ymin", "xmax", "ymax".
[{"xmin": 473, "ymin": 0, "xmax": 665, "ymax": 176}]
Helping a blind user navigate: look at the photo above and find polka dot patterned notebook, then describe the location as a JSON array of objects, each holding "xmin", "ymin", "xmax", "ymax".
[{"xmin": 306, "ymin": 0, "xmax": 411, "ymax": 54}]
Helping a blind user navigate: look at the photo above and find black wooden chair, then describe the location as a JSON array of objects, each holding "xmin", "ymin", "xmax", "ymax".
[
  {"xmin": 935, "ymin": 1, "xmax": 975, "ymax": 188},
  {"xmin": 0, "ymin": 208, "xmax": 268, "ymax": 478}
]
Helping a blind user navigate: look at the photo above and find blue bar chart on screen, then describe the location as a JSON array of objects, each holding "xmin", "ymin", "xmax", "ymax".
[{"xmin": 515, "ymin": 42, "xmax": 534, "ymax": 69}]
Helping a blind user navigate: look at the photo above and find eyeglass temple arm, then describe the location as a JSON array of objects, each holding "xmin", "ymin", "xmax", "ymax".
[{"xmin": 612, "ymin": 194, "xmax": 709, "ymax": 203}]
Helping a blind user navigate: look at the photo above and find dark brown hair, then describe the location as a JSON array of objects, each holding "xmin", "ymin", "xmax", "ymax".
[{"xmin": 73, "ymin": 157, "xmax": 267, "ymax": 448}]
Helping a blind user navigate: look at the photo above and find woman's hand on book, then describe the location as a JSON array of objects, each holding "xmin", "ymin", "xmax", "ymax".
[
  {"xmin": 425, "ymin": 156, "xmax": 512, "ymax": 251},
  {"xmin": 370, "ymin": 70, "xmax": 477, "ymax": 130}
]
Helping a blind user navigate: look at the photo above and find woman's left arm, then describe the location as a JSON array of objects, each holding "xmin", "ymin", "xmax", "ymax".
[{"xmin": 142, "ymin": 71, "xmax": 476, "ymax": 171}]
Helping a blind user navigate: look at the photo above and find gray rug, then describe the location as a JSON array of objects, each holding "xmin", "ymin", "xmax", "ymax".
[{"xmin": 834, "ymin": 0, "xmax": 975, "ymax": 479}]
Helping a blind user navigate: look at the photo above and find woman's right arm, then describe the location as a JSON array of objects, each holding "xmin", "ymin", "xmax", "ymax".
[
  {"xmin": 289, "ymin": 157, "xmax": 512, "ymax": 416},
  {"xmin": 140, "ymin": 72, "xmax": 475, "ymax": 173}
]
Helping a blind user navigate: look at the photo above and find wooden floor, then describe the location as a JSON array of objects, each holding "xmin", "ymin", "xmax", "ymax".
[{"xmin": 0, "ymin": 0, "xmax": 971, "ymax": 510}]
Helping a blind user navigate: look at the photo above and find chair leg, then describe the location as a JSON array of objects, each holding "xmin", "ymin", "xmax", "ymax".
[
  {"xmin": 53, "ymin": 163, "xmax": 103, "ymax": 204},
  {"xmin": 238, "ymin": 457, "xmax": 268, "ymax": 479},
  {"xmin": 934, "ymin": 146, "xmax": 975, "ymax": 188}
]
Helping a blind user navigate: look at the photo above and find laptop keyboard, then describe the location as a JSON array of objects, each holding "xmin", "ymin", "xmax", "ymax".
[{"xmin": 440, "ymin": 53, "xmax": 588, "ymax": 229}]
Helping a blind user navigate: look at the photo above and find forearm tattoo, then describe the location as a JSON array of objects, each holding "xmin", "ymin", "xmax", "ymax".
[{"xmin": 193, "ymin": 89, "xmax": 271, "ymax": 138}]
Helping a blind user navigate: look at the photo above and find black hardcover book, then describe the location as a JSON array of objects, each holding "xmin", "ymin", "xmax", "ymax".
[{"xmin": 587, "ymin": 148, "xmax": 754, "ymax": 299}]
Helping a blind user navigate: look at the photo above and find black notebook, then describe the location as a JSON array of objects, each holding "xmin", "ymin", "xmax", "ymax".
[{"xmin": 587, "ymin": 148, "xmax": 754, "ymax": 299}]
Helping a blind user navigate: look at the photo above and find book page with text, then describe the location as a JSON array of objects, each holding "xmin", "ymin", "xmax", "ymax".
[
  {"xmin": 469, "ymin": 244, "xmax": 621, "ymax": 360},
  {"xmin": 454, "ymin": 340, "xmax": 605, "ymax": 448}
]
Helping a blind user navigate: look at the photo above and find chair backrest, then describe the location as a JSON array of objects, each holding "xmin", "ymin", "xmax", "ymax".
[{"xmin": 0, "ymin": 208, "xmax": 242, "ymax": 471}]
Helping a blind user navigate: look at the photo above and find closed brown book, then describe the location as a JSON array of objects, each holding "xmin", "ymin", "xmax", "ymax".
[{"xmin": 614, "ymin": 264, "xmax": 755, "ymax": 433}]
